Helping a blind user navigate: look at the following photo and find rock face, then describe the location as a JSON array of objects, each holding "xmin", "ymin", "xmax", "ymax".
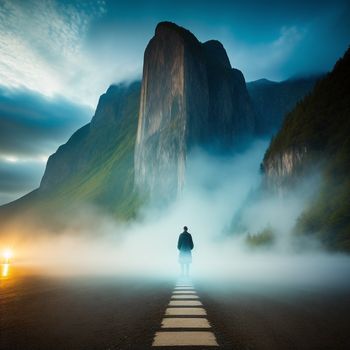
[
  {"xmin": 262, "ymin": 47, "xmax": 350, "ymax": 249},
  {"xmin": 263, "ymin": 146, "xmax": 308, "ymax": 192},
  {"xmin": 135, "ymin": 22, "xmax": 256, "ymax": 199}
]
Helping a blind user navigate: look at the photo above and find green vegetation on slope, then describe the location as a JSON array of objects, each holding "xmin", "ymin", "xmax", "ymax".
[
  {"xmin": 47, "ymin": 82, "xmax": 143, "ymax": 220},
  {"xmin": 264, "ymin": 47, "xmax": 350, "ymax": 250},
  {"xmin": 245, "ymin": 226, "xmax": 275, "ymax": 249},
  {"xmin": 2, "ymin": 82, "xmax": 144, "ymax": 223}
]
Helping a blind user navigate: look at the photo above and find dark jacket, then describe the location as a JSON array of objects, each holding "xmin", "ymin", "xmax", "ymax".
[{"xmin": 177, "ymin": 232, "xmax": 194, "ymax": 251}]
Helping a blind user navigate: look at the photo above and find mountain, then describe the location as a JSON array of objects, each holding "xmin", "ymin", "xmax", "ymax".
[
  {"xmin": 134, "ymin": 22, "xmax": 256, "ymax": 199},
  {"xmin": 247, "ymin": 75, "xmax": 322, "ymax": 134},
  {"xmin": 1, "ymin": 82, "xmax": 142, "ymax": 222},
  {"xmin": 262, "ymin": 47, "xmax": 350, "ymax": 250},
  {"xmin": 1, "ymin": 22, "xmax": 257, "ymax": 222},
  {"xmin": 0, "ymin": 21, "xmax": 330, "ymax": 231}
]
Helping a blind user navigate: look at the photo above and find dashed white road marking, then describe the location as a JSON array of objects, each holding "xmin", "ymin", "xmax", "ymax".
[
  {"xmin": 169, "ymin": 300, "xmax": 202, "ymax": 306},
  {"xmin": 161, "ymin": 317, "xmax": 211, "ymax": 328},
  {"xmin": 165, "ymin": 307, "xmax": 207, "ymax": 316},
  {"xmin": 153, "ymin": 331, "xmax": 218, "ymax": 347},
  {"xmin": 171, "ymin": 294, "xmax": 199, "ymax": 299},
  {"xmin": 174, "ymin": 287, "xmax": 195, "ymax": 292},
  {"xmin": 152, "ymin": 280, "xmax": 218, "ymax": 347},
  {"xmin": 176, "ymin": 284, "xmax": 193, "ymax": 288}
]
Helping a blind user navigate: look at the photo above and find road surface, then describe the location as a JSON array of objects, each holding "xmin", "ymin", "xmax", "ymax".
[{"xmin": 1, "ymin": 266, "xmax": 350, "ymax": 349}]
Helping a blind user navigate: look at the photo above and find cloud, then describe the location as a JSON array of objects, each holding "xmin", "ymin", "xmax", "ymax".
[
  {"xmin": 282, "ymin": 4, "xmax": 350, "ymax": 78},
  {"xmin": 4, "ymin": 139, "xmax": 350, "ymax": 292},
  {"xmin": 0, "ymin": 0, "xmax": 348, "ymax": 102},
  {"xmin": 225, "ymin": 2, "xmax": 350, "ymax": 81},
  {"xmin": 0, "ymin": 0, "xmax": 109, "ymax": 107},
  {"xmin": 226, "ymin": 25, "xmax": 305, "ymax": 81},
  {"xmin": 0, "ymin": 156, "xmax": 45, "ymax": 205},
  {"xmin": 0, "ymin": 158, "xmax": 42, "ymax": 191},
  {"xmin": 0, "ymin": 85, "xmax": 92, "ymax": 204},
  {"xmin": 0, "ymin": 85, "xmax": 92, "ymax": 156}
]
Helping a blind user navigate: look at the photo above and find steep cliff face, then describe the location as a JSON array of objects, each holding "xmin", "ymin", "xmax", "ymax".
[
  {"xmin": 134, "ymin": 23, "xmax": 206, "ymax": 198},
  {"xmin": 135, "ymin": 22, "xmax": 256, "ymax": 198},
  {"xmin": 204, "ymin": 40, "xmax": 255, "ymax": 145},
  {"xmin": 263, "ymin": 147, "xmax": 308, "ymax": 191},
  {"xmin": 262, "ymin": 47, "xmax": 350, "ymax": 250}
]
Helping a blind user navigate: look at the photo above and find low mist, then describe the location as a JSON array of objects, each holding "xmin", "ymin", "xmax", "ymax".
[{"xmin": 2, "ymin": 139, "xmax": 350, "ymax": 292}]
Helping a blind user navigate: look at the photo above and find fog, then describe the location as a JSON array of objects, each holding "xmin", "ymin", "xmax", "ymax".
[{"xmin": 2, "ymin": 139, "xmax": 350, "ymax": 291}]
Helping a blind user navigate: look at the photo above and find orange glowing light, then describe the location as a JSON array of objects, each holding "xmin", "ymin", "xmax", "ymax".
[
  {"xmin": 3, "ymin": 249, "xmax": 13, "ymax": 262},
  {"xmin": 2, "ymin": 263, "xmax": 9, "ymax": 277}
]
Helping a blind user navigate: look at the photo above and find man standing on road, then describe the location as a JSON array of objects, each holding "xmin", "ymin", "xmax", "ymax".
[{"xmin": 177, "ymin": 226, "xmax": 194, "ymax": 277}]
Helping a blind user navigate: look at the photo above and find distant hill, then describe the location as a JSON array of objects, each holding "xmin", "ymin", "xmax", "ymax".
[
  {"xmin": 247, "ymin": 75, "xmax": 322, "ymax": 134},
  {"xmin": 263, "ymin": 47, "xmax": 350, "ymax": 250},
  {"xmin": 1, "ymin": 82, "xmax": 142, "ymax": 223}
]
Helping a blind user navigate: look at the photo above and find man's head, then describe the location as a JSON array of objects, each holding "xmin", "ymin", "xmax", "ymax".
[{"xmin": 183, "ymin": 226, "xmax": 188, "ymax": 232}]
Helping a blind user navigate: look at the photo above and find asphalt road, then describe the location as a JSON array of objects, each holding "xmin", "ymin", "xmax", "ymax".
[{"xmin": 1, "ymin": 266, "xmax": 350, "ymax": 350}]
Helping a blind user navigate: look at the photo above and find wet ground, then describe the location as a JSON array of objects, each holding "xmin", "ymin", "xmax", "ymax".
[{"xmin": 1, "ymin": 265, "xmax": 350, "ymax": 349}]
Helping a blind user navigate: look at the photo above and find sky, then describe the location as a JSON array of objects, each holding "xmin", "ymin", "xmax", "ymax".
[{"xmin": 0, "ymin": 0, "xmax": 349, "ymax": 204}]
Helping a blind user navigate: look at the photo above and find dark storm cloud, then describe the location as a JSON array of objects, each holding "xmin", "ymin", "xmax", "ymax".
[{"xmin": 0, "ymin": 86, "xmax": 92, "ymax": 157}]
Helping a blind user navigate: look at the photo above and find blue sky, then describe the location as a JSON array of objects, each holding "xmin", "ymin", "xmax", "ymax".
[
  {"xmin": 1, "ymin": 0, "xmax": 349, "ymax": 106},
  {"xmin": 0, "ymin": 0, "xmax": 349, "ymax": 204}
]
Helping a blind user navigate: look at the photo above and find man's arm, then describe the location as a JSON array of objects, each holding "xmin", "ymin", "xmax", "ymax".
[
  {"xmin": 177, "ymin": 235, "xmax": 182, "ymax": 250},
  {"xmin": 189, "ymin": 235, "xmax": 194, "ymax": 250}
]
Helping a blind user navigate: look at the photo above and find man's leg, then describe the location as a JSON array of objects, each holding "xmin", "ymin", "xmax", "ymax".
[
  {"xmin": 180, "ymin": 263, "xmax": 185, "ymax": 276},
  {"xmin": 185, "ymin": 263, "xmax": 189, "ymax": 277}
]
